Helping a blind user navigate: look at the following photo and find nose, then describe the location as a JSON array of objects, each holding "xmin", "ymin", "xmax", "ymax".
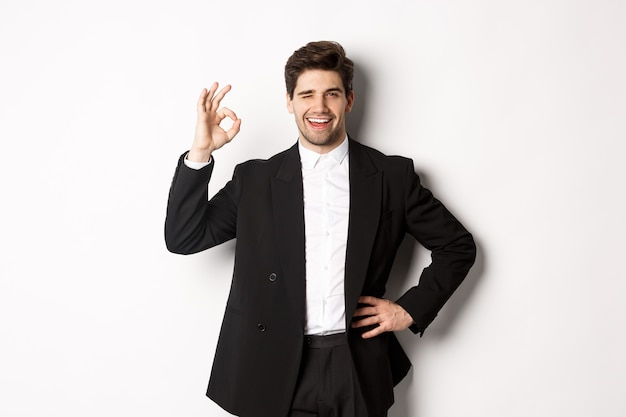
[{"xmin": 311, "ymin": 93, "xmax": 328, "ymax": 112}]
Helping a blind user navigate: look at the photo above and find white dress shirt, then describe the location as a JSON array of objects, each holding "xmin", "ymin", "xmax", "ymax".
[
  {"xmin": 184, "ymin": 137, "xmax": 350, "ymax": 336},
  {"xmin": 298, "ymin": 137, "xmax": 350, "ymax": 335}
]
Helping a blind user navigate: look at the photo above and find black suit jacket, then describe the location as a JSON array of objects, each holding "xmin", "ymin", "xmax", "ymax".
[{"xmin": 165, "ymin": 139, "xmax": 476, "ymax": 417}]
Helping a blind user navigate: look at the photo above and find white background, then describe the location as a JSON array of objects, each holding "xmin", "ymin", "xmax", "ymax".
[{"xmin": 1, "ymin": 1, "xmax": 625, "ymax": 416}]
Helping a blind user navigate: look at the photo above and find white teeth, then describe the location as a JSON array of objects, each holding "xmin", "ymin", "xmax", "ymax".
[{"xmin": 308, "ymin": 118, "xmax": 330, "ymax": 123}]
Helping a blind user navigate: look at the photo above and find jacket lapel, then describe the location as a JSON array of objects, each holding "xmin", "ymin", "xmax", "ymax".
[
  {"xmin": 344, "ymin": 140, "xmax": 382, "ymax": 326},
  {"xmin": 271, "ymin": 144, "xmax": 306, "ymax": 328}
]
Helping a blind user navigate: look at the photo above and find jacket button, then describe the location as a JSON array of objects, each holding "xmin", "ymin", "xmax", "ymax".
[
  {"xmin": 268, "ymin": 273, "xmax": 277, "ymax": 282},
  {"xmin": 257, "ymin": 323, "xmax": 266, "ymax": 332}
]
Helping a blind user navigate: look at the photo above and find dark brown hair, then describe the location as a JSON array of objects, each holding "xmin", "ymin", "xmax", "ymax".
[{"xmin": 284, "ymin": 41, "xmax": 354, "ymax": 99}]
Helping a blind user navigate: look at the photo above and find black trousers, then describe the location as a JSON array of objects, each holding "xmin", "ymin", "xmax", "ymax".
[{"xmin": 288, "ymin": 333, "xmax": 387, "ymax": 417}]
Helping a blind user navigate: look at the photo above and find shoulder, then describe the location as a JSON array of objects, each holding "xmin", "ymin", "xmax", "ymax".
[
  {"xmin": 233, "ymin": 143, "xmax": 298, "ymax": 176},
  {"xmin": 349, "ymin": 139, "xmax": 414, "ymax": 171}
]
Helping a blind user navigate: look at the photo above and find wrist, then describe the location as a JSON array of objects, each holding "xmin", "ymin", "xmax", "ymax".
[{"xmin": 187, "ymin": 147, "xmax": 213, "ymax": 163}]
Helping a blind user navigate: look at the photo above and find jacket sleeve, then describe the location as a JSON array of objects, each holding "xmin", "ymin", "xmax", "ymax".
[
  {"xmin": 395, "ymin": 159, "xmax": 476, "ymax": 335},
  {"xmin": 164, "ymin": 152, "xmax": 240, "ymax": 255}
]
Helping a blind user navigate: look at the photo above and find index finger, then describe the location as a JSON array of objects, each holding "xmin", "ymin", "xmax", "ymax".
[
  {"xmin": 358, "ymin": 295, "xmax": 382, "ymax": 306},
  {"xmin": 225, "ymin": 118, "xmax": 242, "ymax": 141}
]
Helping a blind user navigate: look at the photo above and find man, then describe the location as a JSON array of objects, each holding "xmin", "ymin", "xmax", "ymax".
[{"xmin": 165, "ymin": 41, "xmax": 476, "ymax": 417}]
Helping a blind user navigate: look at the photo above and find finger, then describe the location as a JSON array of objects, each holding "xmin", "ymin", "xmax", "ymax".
[
  {"xmin": 207, "ymin": 82, "xmax": 219, "ymax": 100},
  {"xmin": 215, "ymin": 107, "xmax": 241, "ymax": 140},
  {"xmin": 352, "ymin": 315, "xmax": 380, "ymax": 328},
  {"xmin": 361, "ymin": 326, "xmax": 385, "ymax": 339},
  {"xmin": 225, "ymin": 118, "xmax": 242, "ymax": 141},
  {"xmin": 210, "ymin": 84, "xmax": 232, "ymax": 112},
  {"xmin": 353, "ymin": 306, "xmax": 377, "ymax": 317},
  {"xmin": 197, "ymin": 88, "xmax": 208, "ymax": 113},
  {"xmin": 218, "ymin": 107, "xmax": 238, "ymax": 121},
  {"xmin": 358, "ymin": 295, "xmax": 383, "ymax": 306}
]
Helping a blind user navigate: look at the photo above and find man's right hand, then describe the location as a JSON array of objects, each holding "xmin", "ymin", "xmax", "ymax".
[{"xmin": 188, "ymin": 82, "xmax": 242, "ymax": 162}]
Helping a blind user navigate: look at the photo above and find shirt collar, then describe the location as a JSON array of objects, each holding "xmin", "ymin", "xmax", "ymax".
[{"xmin": 298, "ymin": 135, "xmax": 349, "ymax": 169}]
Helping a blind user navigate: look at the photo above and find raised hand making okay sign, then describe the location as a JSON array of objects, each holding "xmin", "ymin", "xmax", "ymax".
[{"xmin": 188, "ymin": 82, "xmax": 242, "ymax": 163}]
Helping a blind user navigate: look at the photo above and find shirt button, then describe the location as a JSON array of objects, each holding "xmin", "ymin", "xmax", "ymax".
[
  {"xmin": 257, "ymin": 323, "xmax": 266, "ymax": 332},
  {"xmin": 269, "ymin": 273, "xmax": 277, "ymax": 282}
]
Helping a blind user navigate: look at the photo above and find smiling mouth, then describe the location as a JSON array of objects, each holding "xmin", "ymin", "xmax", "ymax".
[{"xmin": 307, "ymin": 117, "xmax": 331, "ymax": 129}]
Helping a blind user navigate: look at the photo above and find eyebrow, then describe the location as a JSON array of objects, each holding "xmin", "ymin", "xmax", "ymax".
[{"xmin": 296, "ymin": 87, "xmax": 344, "ymax": 96}]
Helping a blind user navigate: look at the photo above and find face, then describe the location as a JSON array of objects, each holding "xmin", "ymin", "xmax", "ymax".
[{"xmin": 286, "ymin": 69, "xmax": 354, "ymax": 154}]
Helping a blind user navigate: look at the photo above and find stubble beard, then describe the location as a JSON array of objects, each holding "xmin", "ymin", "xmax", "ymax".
[{"xmin": 297, "ymin": 119, "xmax": 345, "ymax": 150}]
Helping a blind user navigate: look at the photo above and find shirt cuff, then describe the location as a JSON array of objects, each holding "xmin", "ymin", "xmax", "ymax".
[{"xmin": 183, "ymin": 153, "xmax": 212, "ymax": 170}]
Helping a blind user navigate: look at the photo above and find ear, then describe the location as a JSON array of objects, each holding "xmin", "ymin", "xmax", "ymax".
[
  {"xmin": 286, "ymin": 92, "xmax": 294, "ymax": 114},
  {"xmin": 345, "ymin": 90, "xmax": 355, "ymax": 113}
]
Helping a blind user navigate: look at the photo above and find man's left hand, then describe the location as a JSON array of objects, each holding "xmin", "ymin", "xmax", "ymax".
[{"xmin": 351, "ymin": 296, "xmax": 414, "ymax": 339}]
